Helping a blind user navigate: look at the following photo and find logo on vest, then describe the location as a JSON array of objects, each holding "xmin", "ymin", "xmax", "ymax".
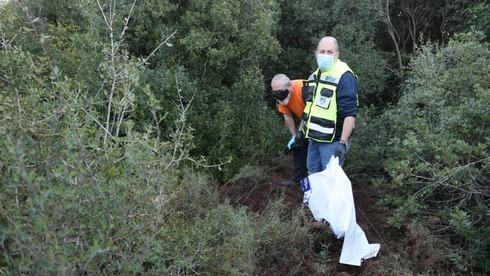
[
  {"xmin": 317, "ymin": 95, "xmax": 331, "ymax": 109},
  {"xmin": 322, "ymin": 75, "xmax": 340, "ymax": 84}
]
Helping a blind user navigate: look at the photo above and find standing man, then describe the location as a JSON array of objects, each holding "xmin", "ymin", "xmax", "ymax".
[
  {"xmin": 270, "ymin": 74, "xmax": 309, "ymax": 186},
  {"xmin": 302, "ymin": 36, "xmax": 359, "ymax": 173}
]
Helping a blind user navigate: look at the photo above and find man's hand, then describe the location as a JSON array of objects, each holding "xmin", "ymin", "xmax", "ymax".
[
  {"xmin": 335, "ymin": 141, "xmax": 347, "ymax": 161},
  {"xmin": 294, "ymin": 131, "xmax": 304, "ymax": 148},
  {"xmin": 287, "ymin": 136, "xmax": 295, "ymax": 149}
]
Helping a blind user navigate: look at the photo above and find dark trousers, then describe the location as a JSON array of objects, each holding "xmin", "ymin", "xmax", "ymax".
[{"xmin": 293, "ymin": 139, "xmax": 309, "ymax": 183}]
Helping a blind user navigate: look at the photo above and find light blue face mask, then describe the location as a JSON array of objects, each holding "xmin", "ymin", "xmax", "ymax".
[{"xmin": 317, "ymin": 54, "xmax": 335, "ymax": 71}]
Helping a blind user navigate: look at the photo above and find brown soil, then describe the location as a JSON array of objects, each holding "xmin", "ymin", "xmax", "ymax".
[{"xmin": 219, "ymin": 165, "xmax": 407, "ymax": 275}]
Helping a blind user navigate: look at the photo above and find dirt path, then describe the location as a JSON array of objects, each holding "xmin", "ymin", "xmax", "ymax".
[{"xmin": 220, "ymin": 167, "xmax": 406, "ymax": 275}]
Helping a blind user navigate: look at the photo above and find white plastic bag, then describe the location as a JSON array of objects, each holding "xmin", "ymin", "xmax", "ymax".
[{"xmin": 301, "ymin": 156, "xmax": 381, "ymax": 266}]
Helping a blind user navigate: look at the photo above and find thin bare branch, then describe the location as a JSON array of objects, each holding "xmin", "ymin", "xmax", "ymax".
[
  {"xmin": 96, "ymin": 0, "xmax": 112, "ymax": 30},
  {"xmin": 138, "ymin": 30, "xmax": 177, "ymax": 66},
  {"xmin": 120, "ymin": 0, "xmax": 137, "ymax": 39}
]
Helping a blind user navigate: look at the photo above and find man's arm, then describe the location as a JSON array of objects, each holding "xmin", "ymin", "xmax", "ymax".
[
  {"xmin": 337, "ymin": 72, "xmax": 358, "ymax": 143},
  {"xmin": 340, "ymin": 116, "xmax": 355, "ymax": 143},
  {"xmin": 283, "ymin": 113, "xmax": 297, "ymax": 136},
  {"xmin": 298, "ymin": 120, "xmax": 305, "ymax": 133}
]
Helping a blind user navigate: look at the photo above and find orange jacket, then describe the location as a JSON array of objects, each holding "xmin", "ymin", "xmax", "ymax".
[{"xmin": 277, "ymin": 79, "xmax": 306, "ymax": 119}]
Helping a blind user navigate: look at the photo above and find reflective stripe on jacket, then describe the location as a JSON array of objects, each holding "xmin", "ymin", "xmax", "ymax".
[{"xmin": 303, "ymin": 60, "xmax": 353, "ymax": 142}]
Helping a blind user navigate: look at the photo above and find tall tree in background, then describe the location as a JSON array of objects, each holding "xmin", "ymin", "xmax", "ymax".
[
  {"xmin": 261, "ymin": 0, "xmax": 329, "ymax": 82},
  {"xmin": 328, "ymin": 0, "xmax": 390, "ymax": 106},
  {"xmin": 123, "ymin": 0, "xmax": 285, "ymax": 179},
  {"xmin": 262, "ymin": 0, "xmax": 390, "ymax": 106},
  {"xmin": 374, "ymin": 0, "xmax": 489, "ymax": 71}
]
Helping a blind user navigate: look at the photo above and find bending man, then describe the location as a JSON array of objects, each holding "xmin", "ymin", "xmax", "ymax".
[{"xmin": 271, "ymin": 74, "xmax": 309, "ymax": 186}]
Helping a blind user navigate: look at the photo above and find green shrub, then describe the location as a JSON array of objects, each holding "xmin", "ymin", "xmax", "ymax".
[
  {"xmin": 0, "ymin": 14, "xmax": 317, "ymax": 275},
  {"xmin": 374, "ymin": 34, "xmax": 490, "ymax": 272},
  {"xmin": 254, "ymin": 200, "xmax": 316, "ymax": 275}
]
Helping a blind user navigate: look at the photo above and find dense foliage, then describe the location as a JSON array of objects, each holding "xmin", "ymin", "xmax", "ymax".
[
  {"xmin": 1, "ymin": 0, "xmax": 489, "ymax": 274},
  {"xmin": 378, "ymin": 34, "xmax": 489, "ymax": 272}
]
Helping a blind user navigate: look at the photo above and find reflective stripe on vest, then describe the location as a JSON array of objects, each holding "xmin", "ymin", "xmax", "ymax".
[{"xmin": 303, "ymin": 60, "xmax": 352, "ymax": 142}]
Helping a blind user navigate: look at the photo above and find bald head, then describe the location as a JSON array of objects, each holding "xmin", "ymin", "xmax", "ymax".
[
  {"xmin": 315, "ymin": 36, "xmax": 340, "ymax": 60},
  {"xmin": 271, "ymin": 74, "xmax": 290, "ymax": 90},
  {"xmin": 317, "ymin": 36, "xmax": 339, "ymax": 51}
]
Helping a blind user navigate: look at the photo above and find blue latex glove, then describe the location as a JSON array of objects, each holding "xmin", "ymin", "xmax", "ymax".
[{"xmin": 287, "ymin": 135, "xmax": 295, "ymax": 149}]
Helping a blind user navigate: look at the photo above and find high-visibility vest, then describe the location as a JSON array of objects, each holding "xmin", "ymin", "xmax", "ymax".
[{"xmin": 303, "ymin": 60, "xmax": 353, "ymax": 142}]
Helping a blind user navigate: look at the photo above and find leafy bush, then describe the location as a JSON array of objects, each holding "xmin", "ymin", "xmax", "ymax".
[
  {"xmin": 346, "ymin": 105, "xmax": 389, "ymax": 180},
  {"xmin": 93, "ymin": 0, "xmax": 287, "ymax": 182},
  {"xmin": 0, "ymin": 7, "xmax": 281, "ymax": 275},
  {"xmin": 254, "ymin": 200, "xmax": 316, "ymax": 275},
  {"xmin": 374, "ymin": 33, "xmax": 490, "ymax": 272},
  {"xmin": 0, "ymin": 3, "xmax": 322, "ymax": 274}
]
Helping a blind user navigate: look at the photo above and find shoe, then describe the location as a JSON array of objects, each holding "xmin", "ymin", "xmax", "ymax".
[
  {"xmin": 310, "ymin": 221, "xmax": 334, "ymax": 236},
  {"xmin": 280, "ymin": 179, "xmax": 300, "ymax": 187},
  {"xmin": 311, "ymin": 221, "xmax": 329, "ymax": 230}
]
